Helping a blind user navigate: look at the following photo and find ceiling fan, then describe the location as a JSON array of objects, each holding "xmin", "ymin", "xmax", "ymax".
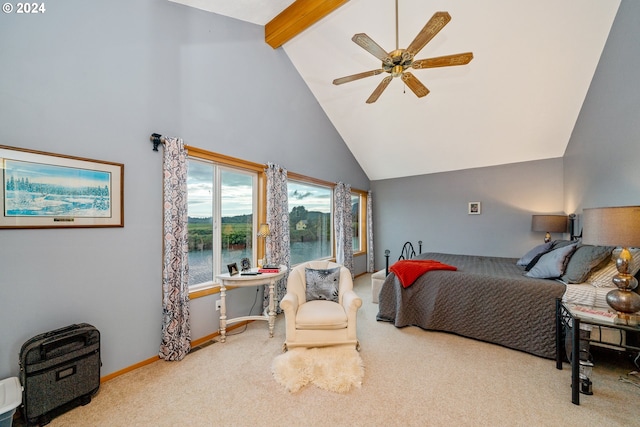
[{"xmin": 332, "ymin": 1, "xmax": 473, "ymax": 103}]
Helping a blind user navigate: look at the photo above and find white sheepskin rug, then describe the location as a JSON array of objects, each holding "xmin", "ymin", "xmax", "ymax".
[{"xmin": 271, "ymin": 346, "xmax": 364, "ymax": 393}]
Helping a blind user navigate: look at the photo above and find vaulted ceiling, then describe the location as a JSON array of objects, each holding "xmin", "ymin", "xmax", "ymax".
[{"xmin": 169, "ymin": 0, "xmax": 621, "ymax": 180}]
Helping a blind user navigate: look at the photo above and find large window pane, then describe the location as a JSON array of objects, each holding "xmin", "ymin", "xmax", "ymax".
[
  {"xmin": 220, "ymin": 169, "xmax": 255, "ymax": 271},
  {"xmin": 187, "ymin": 159, "xmax": 257, "ymax": 289},
  {"xmin": 288, "ymin": 181, "xmax": 332, "ymax": 265},
  {"xmin": 351, "ymin": 193, "xmax": 361, "ymax": 252},
  {"xmin": 187, "ymin": 159, "xmax": 214, "ymax": 287}
]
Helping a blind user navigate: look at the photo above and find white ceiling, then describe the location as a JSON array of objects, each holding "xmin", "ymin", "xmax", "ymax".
[{"xmin": 170, "ymin": 0, "xmax": 621, "ymax": 181}]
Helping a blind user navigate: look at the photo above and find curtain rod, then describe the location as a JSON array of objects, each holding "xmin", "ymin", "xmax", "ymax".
[{"xmin": 149, "ymin": 133, "xmax": 166, "ymax": 151}]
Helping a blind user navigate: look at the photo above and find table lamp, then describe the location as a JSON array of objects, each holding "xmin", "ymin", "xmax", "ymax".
[
  {"xmin": 531, "ymin": 214, "xmax": 568, "ymax": 243},
  {"xmin": 257, "ymin": 223, "xmax": 271, "ymax": 267},
  {"xmin": 582, "ymin": 206, "xmax": 640, "ymax": 314}
]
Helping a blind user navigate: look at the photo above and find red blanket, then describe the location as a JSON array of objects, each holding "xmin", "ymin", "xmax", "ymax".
[{"xmin": 389, "ymin": 259, "xmax": 457, "ymax": 288}]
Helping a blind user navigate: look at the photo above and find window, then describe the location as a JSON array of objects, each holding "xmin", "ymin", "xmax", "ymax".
[
  {"xmin": 351, "ymin": 189, "xmax": 368, "ymax": 255},
  {"xmin": 187, "ymin": 152, "xmax": 260, "ymax": 290},
  {"xmin": 288, "ymin": 180, "xmax": 333, "ymax": 265},
  {"xmin": 351, "ymin": 193, "xmax": 361, "ymax": 253},
  {"xmin": 185, "ymin": 148, "xmax": 369, "ymax": 285},
  {"xmin": 220, "ymin": 168, "xmax": 256, "ymax": 269},
  {"xmin": 187, "ymin": 159, "xmax": 214, "ymax": 288}
]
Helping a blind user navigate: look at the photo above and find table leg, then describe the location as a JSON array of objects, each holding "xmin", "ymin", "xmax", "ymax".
[
  {"xmin": 556, "ymin": 299, "xmax": 563, "ymax": 370},
  {"xmin": 219, "ymin": 284, "xmax": 227, "ymax": 343},
  {"xmin": 571, "ymin": 317, "xmax": 580, "ymax": 405},
  {"xmin": 268, "ymin": 279, "xmax": 276, "ymax": 338}
]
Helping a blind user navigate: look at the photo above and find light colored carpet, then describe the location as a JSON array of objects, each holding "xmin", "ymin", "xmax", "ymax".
[
  {"xmin": 44, "ymin": 274, "xmax": 640, "ymax": 427},
  {"xmin": 272, "ymin": 346, "xmax": 364, "ymax": 393}
]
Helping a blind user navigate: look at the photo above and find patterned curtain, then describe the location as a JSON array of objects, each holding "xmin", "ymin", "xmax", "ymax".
[
  {"xmin": 264, "ymin": 163, "xmax": 290, "ymax": 313},
  {"xmin": 367, "ymin": 190, "xmax": 374, "ymax": 273},
  {"xmin": 159, "ymin": 137, "xmax": 191, "ymax": 361},
  {"xmin": 335, "ymin": 182, "xmax": 354, "ymax": 275}
]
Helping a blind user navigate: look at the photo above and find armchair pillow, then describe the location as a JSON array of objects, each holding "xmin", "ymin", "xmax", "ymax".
[{"xmin": 305, "ymin": 267, "xmax": 340, "ymax": 302}]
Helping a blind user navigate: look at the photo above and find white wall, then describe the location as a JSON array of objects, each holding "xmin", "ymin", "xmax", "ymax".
[{"xmin": 0, "ymin": 0, "xmax": 369, "ymax": 379}]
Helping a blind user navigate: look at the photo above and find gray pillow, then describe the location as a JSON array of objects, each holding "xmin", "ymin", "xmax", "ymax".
[
  {"xmin": 551, "ymin": 239, "xmax": 575, "ymax": 250},
  {"xmin": 305, "ymin": 267, "xmax": 340, "ymax": 302},
  {"xmin": 516, "ymin": 242, "xmax": 553, "ymax": 266},
  {"xmin": 526, "ymin": 243, "xmax": 577, "ymax": 279},
  {"xmin": 561, "ymin": 245, "xmax": 613, "ymax": 284}
]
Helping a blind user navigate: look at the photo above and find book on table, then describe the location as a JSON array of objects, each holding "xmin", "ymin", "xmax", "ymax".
[
  {"xmin": 258, "ymin": 268, "xmax": 280, "ymax": 273},
  {"xmin": 568, "ymin": 304, "xmax": 618, "ymax": 324},
  {"xmin": 258, "ymin": 264, "xmax": 280, "ymax": 273}
]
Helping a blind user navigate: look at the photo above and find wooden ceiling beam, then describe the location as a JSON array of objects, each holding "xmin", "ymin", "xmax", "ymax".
[{"xmin": 265, "ymin": 0, "xmax": 349, "ymax": 49}]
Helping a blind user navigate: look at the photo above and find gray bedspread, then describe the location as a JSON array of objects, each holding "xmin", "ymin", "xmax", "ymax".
[{"xmin": 376, "ymin": 252, "xmax": 566, "ymax": 359}]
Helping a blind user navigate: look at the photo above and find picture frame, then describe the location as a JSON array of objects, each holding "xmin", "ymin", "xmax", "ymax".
[
  {"xmin": 468, "ymin": 202, "xmax": 481, "ymax": 215},
  {"xmin": 0, "ymin": 145, "xmax": 124, "ymax": 229},
  {"xmin": 240, "ymin": 257, "xmax": 251, "ymax": 272},
  {"xmin": 227, "ymin": 263, "xmax": 239, "ymax": 276}
]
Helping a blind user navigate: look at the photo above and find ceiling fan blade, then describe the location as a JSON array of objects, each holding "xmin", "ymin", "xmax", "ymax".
[
  {"xmin": 333, "ymin": 69, "xmax": 385, "ymax": 85},
  {"xmin": 401, "ymin": 72, "xmax": 430, "ymax": 98},
  {"xmin": 352, "ymin": 33, "xmax": 392, "ymax": 64},
  {"xmin": 366, "ymin": 76, "xmax": 393, "ymax": 104},
  {"xmin": 412, "ymin": 52, "xmax": 474, "ymax": 69},
  {"xmin": 405, "ymin": 11, "xmax": 451, "ymax": 58}
]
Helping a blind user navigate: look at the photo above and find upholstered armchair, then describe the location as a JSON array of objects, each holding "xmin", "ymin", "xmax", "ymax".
[{"xmin": 280, "ymin": 260, "xmax": 362, "ymax": 351}]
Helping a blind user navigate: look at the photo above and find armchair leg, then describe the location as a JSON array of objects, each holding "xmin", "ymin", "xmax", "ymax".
[
  {"xmin": 282, "ymin": 343, "xmax": 288, "ymax": 353},
  {"xmin": 356, "ymin": 341, "xmax": 361, "ymax": 352}
]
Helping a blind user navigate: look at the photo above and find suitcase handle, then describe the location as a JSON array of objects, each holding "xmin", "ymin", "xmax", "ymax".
[{"xmin": 40, "ymin": 333, "xmax": 90, "ymax": 359}]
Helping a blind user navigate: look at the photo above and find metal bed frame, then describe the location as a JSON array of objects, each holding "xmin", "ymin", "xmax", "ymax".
[{"xmin": 384, "ymin": 240, "xmax": 423, "ymax": 275}]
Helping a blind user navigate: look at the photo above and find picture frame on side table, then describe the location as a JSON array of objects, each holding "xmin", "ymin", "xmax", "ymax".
[
  {"xmin": 468, "ymin": 202, "xmax": 481, "ymax": 215},
  {"xmin": 0, "ymin": 145, "xmax": 124, "ymax": 228},
  {"xmin": 227, "ymin": 263, "xmax": 239, "ymax": 276}
]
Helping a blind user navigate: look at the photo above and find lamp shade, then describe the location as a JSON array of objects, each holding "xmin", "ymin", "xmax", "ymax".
[
  {"xmin": 257, "ymin": 223, "xmax": 271, "ymax": 238},
  {"xmin": 582, "ymin": 206, "xmax": 640, "ymax": 248},
  {"xmin": 531, "ymin": 215, "xmax": 567, "ymax": 233}
]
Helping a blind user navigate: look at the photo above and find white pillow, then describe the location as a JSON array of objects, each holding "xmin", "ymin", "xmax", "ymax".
[{"xmin": 586, "ymin": 247, "xmax": 640, "ymax": 288}]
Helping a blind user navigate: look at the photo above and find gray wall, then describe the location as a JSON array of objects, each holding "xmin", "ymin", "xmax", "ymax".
[
  {"xmin": 563, "ymin": 0, "xmax": 640, "ymax": 217},
  {"xmin": 0, "ymin": 0, "xmax": 368, "ymax": 379},
  {"xmin": 370, "ymin": 158, "xmax": 565, "ymax": 269}
]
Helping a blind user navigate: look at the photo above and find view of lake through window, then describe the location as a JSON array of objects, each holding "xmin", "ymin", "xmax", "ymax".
[
  {"xmin": 288, "ymin": 181, "xmax": 332, "ymax": 265},
  {"xmin": 187, "ymin": 159, "xmax": 255, "ymax": 287},
  {"xmin": 187, "ymin": 162, "xmax": 361, "ymax": 287}
]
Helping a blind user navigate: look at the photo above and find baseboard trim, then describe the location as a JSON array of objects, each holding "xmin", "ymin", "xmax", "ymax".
[{"xmin": 99, "ymin": 321, "xmax": 252, "ymax": 383}]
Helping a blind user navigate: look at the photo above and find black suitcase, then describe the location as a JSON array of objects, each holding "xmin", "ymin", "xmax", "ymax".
[{"xmin": 19, "ymin": 323, "xmax": 101, "ymax": 426}]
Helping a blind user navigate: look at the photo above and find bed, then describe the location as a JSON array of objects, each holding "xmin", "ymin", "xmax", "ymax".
[{"xmin": 376, "ymin": 241, "xmax": 639, "ymax": 359}]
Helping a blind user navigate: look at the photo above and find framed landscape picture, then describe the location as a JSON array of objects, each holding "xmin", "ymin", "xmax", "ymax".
[{"xmin": 0, "ymin": 145, "xmax": 124, "ymax": 228}]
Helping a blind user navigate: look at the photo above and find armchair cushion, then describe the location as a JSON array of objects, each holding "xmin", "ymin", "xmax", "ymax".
[
  {"xmin": 296, "ymin": 300, "xmax": 348, "ymax": 330},
  {"xmin": 305, "ymin": 267, "xmax": 340, "ymax": 302}
]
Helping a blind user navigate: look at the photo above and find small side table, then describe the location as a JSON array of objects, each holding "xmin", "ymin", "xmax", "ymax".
[
  {"xmin": 216, "ymin": 266, "xmax": 287, "ymax": 343},
  {"xmin": 555, "ymin": 299, "xmax": 640, "ymax": 405}
]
